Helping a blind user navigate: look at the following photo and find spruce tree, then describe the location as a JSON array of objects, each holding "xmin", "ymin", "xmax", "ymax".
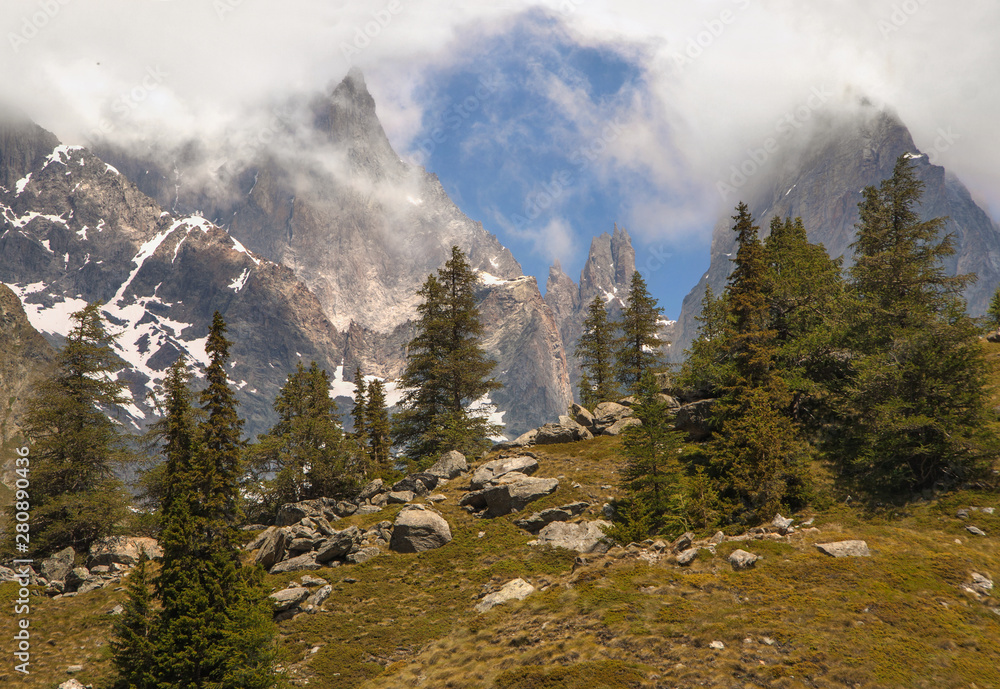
[
  {"xmin": 366, "ymin": 378, "xmax": 392, "ymax": 473},
  {"xmin": 677, "ymin": 284, "xmax": 733, "ymax": 399},
  {"xmin": 12, "ymin": 301, "xmax": 130, "ymax": 555},
  {"xmin": 986, "ymin": 286, "xmax": 1000, "ymax": 331},
  {"xmin": 575, "ymin": 296, "xmax": 618, "ymax": 408},
  {"xmin": 710, "ymin": 203, "xmax": 807, "ymax": 523},
  {"xmin": 393, "ymin": 246, "xmax": 502, "ymax": 463},
  {"xmin": 614, "ymin": 271, "xmax": 665, "ymax": 394},
  {"xmin": 110, "ymin": 551, "xmax": 157, "ymax": 689},
  {"xmin": 839, "ymin": 155, "xmax": 996, "ymax": 494},
  {"xmin": 351, "ymin": 366, "xmax": 368, "ymax": 443}
]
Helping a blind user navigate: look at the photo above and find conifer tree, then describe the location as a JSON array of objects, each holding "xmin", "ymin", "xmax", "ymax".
[
  {"xmin": 839, "ymin": 155, "xmax": 996, "ymax": 494},
  {"xmin": 677, "ymin": 284, "xmax": 733, "ymax": 398},
  {"xmin": 614, "ymin": 271, "xmax": 665, "ymax": 394},
  {"xmin": 986, "ymin": 286, "xmax": 1000, "ymax": 331},
  {"xmin": 366, "ymin": 378, "xmax": 391, "ymax": 473},
  {"xmin": 710, "ymin": 203, "xmax": 807, "ymax": 522},
  {"xmin": 351, "ymin": 366, "xmax": 368, "ymax": 443},
  {"xmin": 575, "ymin": 296, "xmax": 618, "ymax": 408},
  {"xmin": 12, "ymin": 301, "xmax": 130, "ymax": 555},
  {"xmin": 110, "ymin": 551, "xmax": 157, "ymax": 689},
  {"xmin": 393, "ymin": 246, "xmax": 502, "ymax": 462}
]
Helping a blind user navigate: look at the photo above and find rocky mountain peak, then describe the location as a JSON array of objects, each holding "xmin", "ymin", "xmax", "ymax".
[{"xmin": 0, "ymin": 110, "xmax": 60, "ymax": 191}]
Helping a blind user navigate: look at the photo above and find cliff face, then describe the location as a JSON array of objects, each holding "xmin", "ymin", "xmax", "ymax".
[
  {"xmin": 0, "ymin": 283, "xmax": 55, "ymax": 444},
  {"xmin": 0, "ymin": 123, "xmax": 345, "ymax": 436},
  {"xmin": 670, "ymin": 105, "xmax": 1000, "ymax": 360}
]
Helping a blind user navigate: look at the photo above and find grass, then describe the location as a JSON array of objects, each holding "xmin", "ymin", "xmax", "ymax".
[{"xmin": 1, "ymin": 434, "xmax": 999, "ymax": 688}]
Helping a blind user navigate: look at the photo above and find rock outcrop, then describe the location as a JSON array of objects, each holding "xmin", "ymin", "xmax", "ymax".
[{"xmin": 389, "ymin": 505, "xmax": 452, "ymax": 553}]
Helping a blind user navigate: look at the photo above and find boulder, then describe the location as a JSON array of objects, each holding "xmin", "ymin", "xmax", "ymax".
[
  {"xmin": 534, "ymin": 417, "xmax": 593, "ymax": 444},
  {"xmin": 315, "ymin": 526, "xmax": 361, "ymax": 563},
  {"xmin": 970, "ymin": 572, "xmax": 994, "ymax": 596},
  {"xmin": 771, "ymin": 514, "xmax": 794, "ymax": 534},
  {"xmin": 306, "ymin": 584, "xmax": 332, "ymax": 608},
  {"xmin": 269, "ymin": 552, "xmax": 321, "ymax": 574},
  {"xmin": 592, "ymin": 402, "xmax": 634, "ymax": 434},
  {"xmin": 355, "ymin": 504, "xmax": 384, "ymax": 515},
  {"xmin": 569, "ymin": 403, "xmax": 595, "ymax": 428},
  {"xmin": 275, "ymin": 499, "xmax": 329, "ymax": 526},
  {"xmin": 58, "ymin": 681, "xmax": 89, "ymax": 689},
  {"xmin": 676, "ymin": 548, "xmax": 699, "ymax": 566},
  {"xmin": 511, "ymin": 428, "xmax": 538, "ymax": 446},
  {"xmin": 459, "ymin": 488, "xmax": 489, "ymax": 510},
  {"xmin": 815, "ymin": 540, "xmax": 870, "ymax": 558},
  {"xmin": 392, "ymin": 472, "xmax": 439, "ymax": 496},
  {"xmin": 287, "ymin": 537, "xmax": 318, "ymax": 554},
  {"xmin": 427, "ymin": 450, "xmax": 468, "ymax": 479},
  {"xmin": 659, "ymin": 393, "xmax": 681, "ymax": 409},
  {"xmin": 254, "ymin": 527, "xmax": 289, "ymax": 569},
  {"xmin": 357, "ymin": 478, "xmax": 385, "ymax": 501},
  {"xmin": 300, "ymin": 574, "xmax": 328, "ymax": 587},
  {"xmin": 304, "ymin": 515, "xmax": 338, "ymax": 537},
  {"xmin": 65, "ymin": 567, "xmax": 92, "ymax": 592},
  {"xmin": 346, "ymin": 546, "xmax": 381, "ymax": 565},
  {"xmin": 390, "ymin": 505, "xmax": 452, "ymax": 553},
  {"xmin": 966, "ymin": 525, "xmax": 987, "ymax": 536},
  {"xmin": 514, "ymin": 502, "xmax": 590, "ymax": 533},
  {"xmin": 41, "ymin": 546, "xmax": 76, "ymax": 583},
  {"xmin": 671, "ymin": 532, "xmax": 695, "ymax": 553},
  {"xmin": 387, "ymin": 490, "xmax": 415, "ymax": 504},
  {"xmin": 475, "ymin": 578, "xmax": 536, "ymax": 613},
  {"xmin": 603, "ymin": 417, "xmax": 642, "ymax": 436},
  {"xmin": 332, "ymin": 500, "xmax": 358, "ymax": 517},
  {"xmin": 729, "ymin": 549, "xmax": 760, "ymax": 570},
  {"xmin": 483, "ymin": 476, "xmax": 559, "ymax": 518},
  {"xmin": 87, "ymin": 537, "xmax": 161, "ymax": 568},
  {"xmin": 470, "ymin": 455, "xmax": 539, "ymax": 490},
  {"xmin": 674, "ymin": 399, "xmax": 716, "ymax": 441},
  {"xmin": 269, "ymin": 586, "xmax": 310, "ymax": 612},
  {"xmin": 534, "ymin": 520, "xmax": 611, "ymax": 553}
]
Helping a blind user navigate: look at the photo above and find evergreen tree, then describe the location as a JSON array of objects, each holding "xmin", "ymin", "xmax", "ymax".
[
  {"xmin": 839, "ymin": 155, "xmax": 996, "ymax": 494},
  {"xmin": 575, "ymin": 296, "xmax": 618, "ymax": 408},
  {"xmin": 11, "ymin": 302, "xmax": 130, "ymax": 555},
  {"xmin": 351, "ymin": 367, "xmax": 368, "ymax": 443},
  {"xmin": 366, "ymin": 378, "xmax": 392, "ymax": 473},
  {"xmin": 986, "ymin": 286, "xmax": 1000, "ymax": 331},
  {"xmin": 677, "ymin": 284, "xmax": 733, "ymax": 399},
  {"xmin": 393, "ymin": 246, "xmax": 502, "ymax": 462},
  {"xmin": 110, "ymin": 552, "xmax": 157, "ymax": 689},
  {"xmin": 247, "ymin": 361, "xmax": 366, "ymax": 519},
  {"xmin": 710, "ymin": 203, "xmax": 808, "ymax": 523},
  {"xmin": 614, "ymin": 271, "xmax": 665, "ymax": 394}
]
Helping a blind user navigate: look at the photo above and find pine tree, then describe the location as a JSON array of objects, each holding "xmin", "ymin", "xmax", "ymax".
[
  {"xmin": 110, "ymin": 552, "xmax": 157, "ymax": 689},
  {"xmin": 677, "ymin": 284, "xmax": 733, "ymax": 399},
  {"xmin": 575, "ymin": 296, "xmax": 618, "ymax": 408},
  {"xmin": 614, "ymin": 271, "xmax": 665, "ymax": 394},
  {"xmin": 366, "ymin": 378, "xmax": 392, "ymax": 473},
  {"xmin": 710, "ymin": 203, "xmax": 808, "ymax": 523},
  {"xmin": 11, "ymin": 301, "xmax": 130, "ymax": 555},
  {"xmin": 986, "ymin": 286, "xmax": 1000, "ymax": 331},
  {"xmin": 351, "ymin": 367, "xmax": 368, "ymax": 443},
  {"xmin": 247, "ymin": 361, "xmax": 366, "ymax": 519},
  {"xmin": 393, "ymin": 246, "xmax": 502, "ymax": 463},
  {"xmin": 839, "ymin": 155, "xmax": 996, "ymax": 494}
]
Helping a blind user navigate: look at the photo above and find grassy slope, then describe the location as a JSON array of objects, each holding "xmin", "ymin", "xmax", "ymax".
[{"xmin": 2, "ymin": 342, "xmax": 1000, "ymax": 688}]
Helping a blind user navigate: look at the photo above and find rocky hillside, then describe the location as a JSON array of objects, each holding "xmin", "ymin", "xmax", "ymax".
[
  {"xmin": 670, "ymin": 104, "xmax": 1000, "ymax": 360},
  {"xmin": 0, "ymin": 283, "xmax": 54, "ymax": 445},
  {"xmin": 0, "ymin": 116, "xmax": 346, "ymax": 435}
]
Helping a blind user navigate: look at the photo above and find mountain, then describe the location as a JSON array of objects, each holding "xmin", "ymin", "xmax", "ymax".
[
  {"xmin": 0, "ymin": 282, "xmax": 55, "ymax": 444},
  {"xmin": 0, "ymin": 117, "xmax": 347, "ymax": 436},
  {"xmin": 544, "ymin": 224, "xmax": 636, "ymax": 397},
  {"xmin": 95, "ymin": 70, "xmax": 572, "ymax": 436},
  {"xmin": 670, "ymin": 103, "xmax": 1000, "ymax": 360}
]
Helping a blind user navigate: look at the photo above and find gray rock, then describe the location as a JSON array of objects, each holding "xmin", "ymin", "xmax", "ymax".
[
  {"xmin": 603, "ymin": 417, "xmax": 641, "ymax": 436},
  {"xmin": 673, "ymin": 399, "xmax": 716, "ymax": 440},
  {"xmin": 459, "ymin": 488, "xmax": 490, "ymax": 510},
  {"xmin": 287, "ymin": 537, "xmax": 318, "ymax": 554},
  {"xmin": 771, "ymin": 514, "xmax": 794, "ymax": 534},
  {"xmin": 970, "ymin": 572, "xmax": 993, "ymax": 595},
  {"xmin": 470, "ymin": 455, "xmax": 539, "ymax": 489},
  {"xmin": 569, "ymin": 403, "xmax": 595, "ymax": 428},
  {"xmin": 41, "ymin": 546, "xmax": 76, "ymax": 583},
  {"xmin": 269, "ymin": 586, "xmax": 310, "ymax": 612},
  {"xmin": 709, "ymin": 640, "xmax": 725, "ymax": 650},
  {"xmin": 729, "ymin": 549, "xmax": 760, "ymax": 570},
  {"xmin": 983, "ymin": 507, "xmax": 995, "ymax": 515},
  {"xmin": 967, "ymin": 525, "xmax": 987, "ymax": 536},
  {"xmin": 305, "ymin": 584, "xmax": 332, "ymax": 608},
  {"xmin": 957, "ymin": 508, "xmax": 970, "ymax": 519},
  {"xmin": 355, "ymin": 504, "xmax": 383, "ymax": 515},
  {"xmin": 275, "ymin": 499, "xmax": 327, "ymax": 526},
  {"xmin": 368, "ymin": 493, "xmax": 388, "ymax": 508},
  {"xmin": 315, "ymin": 526, "xmax": 361, "ymax": 563},
  {"xmin": 392, "ymin": 472, "xmax": 439, "ymax": 495},
  {"xmin": 483, "ymin": 476, "xmax": 559, "ymax": 517},
  {"xmin": 65, "ymin": 567, "xmax": 92, "ymax": 591},
  {"xmin": 387, "ymin": 490, "xmax": 415, "ymax": 504},
  {"xmin": 592, "ymin": 402, "xmax": 634, "ymax": 434},
  {"xmin": 534, "ymin": 520, "xmax": 611, "ymax": 553},
  {"xmin": 87, "ymin": 537, "xmax": 161, "ymax": 568},
  {"xmin": 346, "ymin": 546, "xmax": 381, "ymax": 564},
  {"xmin": 357, "ymin": 478, "xmax": 385, "ymax": 501},
  {"xmin": 511, "ymin": 428, "xmax": 538, "ymax": 446},
  {"xmin": 390, "ymin": 505, "xmax": 453, "ymax": 553},
  {"xmin": 270, "ymin": 552, "xmax": 321, "ymax": 574},
  {"xmin": 676, "ymin": 548, "xmax": 699, "ymax": 566},
  {"xmin": 426, "ymin": 494, "xmax": 447, "ymax": 503},
  {"xmin": 254, "ymin": 527, "xmax": 289, "ymax": 569},
  {"xmin": 534, "ymin": 419, "xmax": 593, "ymax": 445},
  {"xmin": 333, "ymin": 500, "xmax": 358, "ymax": 517},
  {"xmin": 300, "ymin": 575, "xmax": 328, "ymax": 587},
  {"xmin": 655, "ymin": 371, "xmax": 672, "ymax": 393},
  {"xmin": 514, "ymin": 502, "xmax": 590, "ymax": 533},
  {"xmin": 427, "ymin": 450, "xmax": 468, "ymax": 479},
  {"xmin": 305, "ymin": 515, "xmax": 338, "ymax": 537},
  {"xmin": 475, "ymin": 578, "xmax": 536, "ymax": 613},
  {"xmin": 815, "ymin": 540, "xmax": 871, "ymax": 558},
  {"xmin": 77, "ymin": 580, "xmax": 104, "ymax": 595},
  {"xmin": 671, "ymin": 532, "xmax": 695, "ymax": 553},
  {"xmin": 58, "ymin": 680, "xmax": 89, "ymax": 689},
  {"xmin": 709, "ymin": 531, "xmax": 726, "ymax": 545}
]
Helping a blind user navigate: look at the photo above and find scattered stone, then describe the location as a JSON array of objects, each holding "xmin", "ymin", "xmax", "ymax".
[
  {"xmin": 300, "ymin": 575, "xmax": 327, "ymax": 587},
  {"xmin": 603, "ymin": 417, "xmax": 642, "ymax": 436},
  {"xmin": 601, "ymin": 503, "xmax": 616, "ymax": 520},
  {"xmin": 393, "ymin": 472, "xmax": 439, "ymax": 496},
  {"xmin": 355, "ymin": 504, "xmax": 383, "ymax": 515},
  {"xmin": 66, "ymin": 665, "xmax": 84, "ymax": 673},
  {"xmin": 510, "ymin": 428, "xmax": 539, "ymax": 447},
  {"xmin": 957, "ymin": 508, "xmax": 970, "ymax": 519},
  {"xmin": 108, "ymin": 604, "xmax": 124, "ymax": 616},
  {"xmin": 426, "ymin": 450, "xmax": 468, "ymax": 479},
  {"xmin": 514, "ymin": 502, "xmax": 590, "ymax": 533},
  {"xmin": 709, "ymin": 641, "xmax": 725, "ymax": 650},
  {"xmin": 709, "ymin": 531, "xmax": 726, "ymax": 545},
  {"xmin": 269, "ymin": 552, "xmax": 320, "ymax": 574},
  {"xmin": 58, "ymin": 680, "xmax": 89, "ymax": 689},
  {"xmin": 970, "ymin": 573, "xmax": 994, "ymax": 596},
  {"xmin": 729, "ymin": 549, "xmax": 760, "ymax": 570},
  {"xmin": 771, "ymin": 514, "xmax": 794, "ymax": 534},
  {"xmin": 390, "ymin": 505, "xmax": 453, "ymax": 553},
  {"xmin": 77, "ymin": 580, "xmax": 104, "ymax": 595},
  {"xmin": 983, "ymin": 507, "xmax": 995, "ymax": 515},
  {"xmin": 306, "ymin": 584, "xmax": 332, "ymax": 609},
  {"xmin": 483, "ymin": 476, "xmax": 559, "ymax": 517},
  {"xmin": 592, "ymin": 402, "xmax": 634, "ymax": 434},
  {"xmin": 426, "ymin": 494, "xmax": 447, "ymax": 503},
  {"xmin": 387, "ymin": 490, "xmax": 415, "ymax": 504},
  {"xmin": 762, "ymin": 636, "xmax": 776, "ymax": 646},
  {"xmin": 671, "ymin": 532, "xmax": 695, "ymax": 553},
  {"xmin": 41, "ymin": 546, "xmax": 76, "ymax": 583},
  {"xmin": 534, "ymin": 520, "xmax": 611, "ymax": 554},
  {"xmin": 357, "ymin": 478, "xmax": 385, "ymax": 501},
  {"xmin": 475, "ymin": 578, "xmax": 536, "ymax": 613},
  {"xmin": 315, "ymin": 526, "xmax": 361, "ymax": 563},
  {"xmin": 346, "ymin": 547, "xmax": 381, "ymax": 565},
  {"xmin": 269, "ymin": 587, "xmax": 310, "ymax": 612},
  {"xmin": 676, "ymin": 548, "xmax": 699, "ymax": 566},
  {"xmin": 254, "ymin": 527, "xmax": 290, "ymax": 569},
  {"xmin": 534, "ymin": 419, "xmax": 593, "ymax": 444},
  {"xmin": 275, "ymin": 499, "xmax": 330, "ymax": 527},
  {"xmin": 966, "ymin": 526, "xmax": 987, "ymax": 536},
  {"xmin": 815, "ymin": 540, "xmax": 871, "ymax": 558},
  {"xmin": 470, "ymin": 455, "xmax": 539, "ymax": 489},
  {"xmin": 569, "ymin": 403, "xmax": 595, "ymax": 428},
  {"xmin": 87, "ymin": 537, "xmax": 162, "ymax": 568},
  {"xmin": 287, "ymin": 537, "xmax": 318, "ymax": 554}
]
